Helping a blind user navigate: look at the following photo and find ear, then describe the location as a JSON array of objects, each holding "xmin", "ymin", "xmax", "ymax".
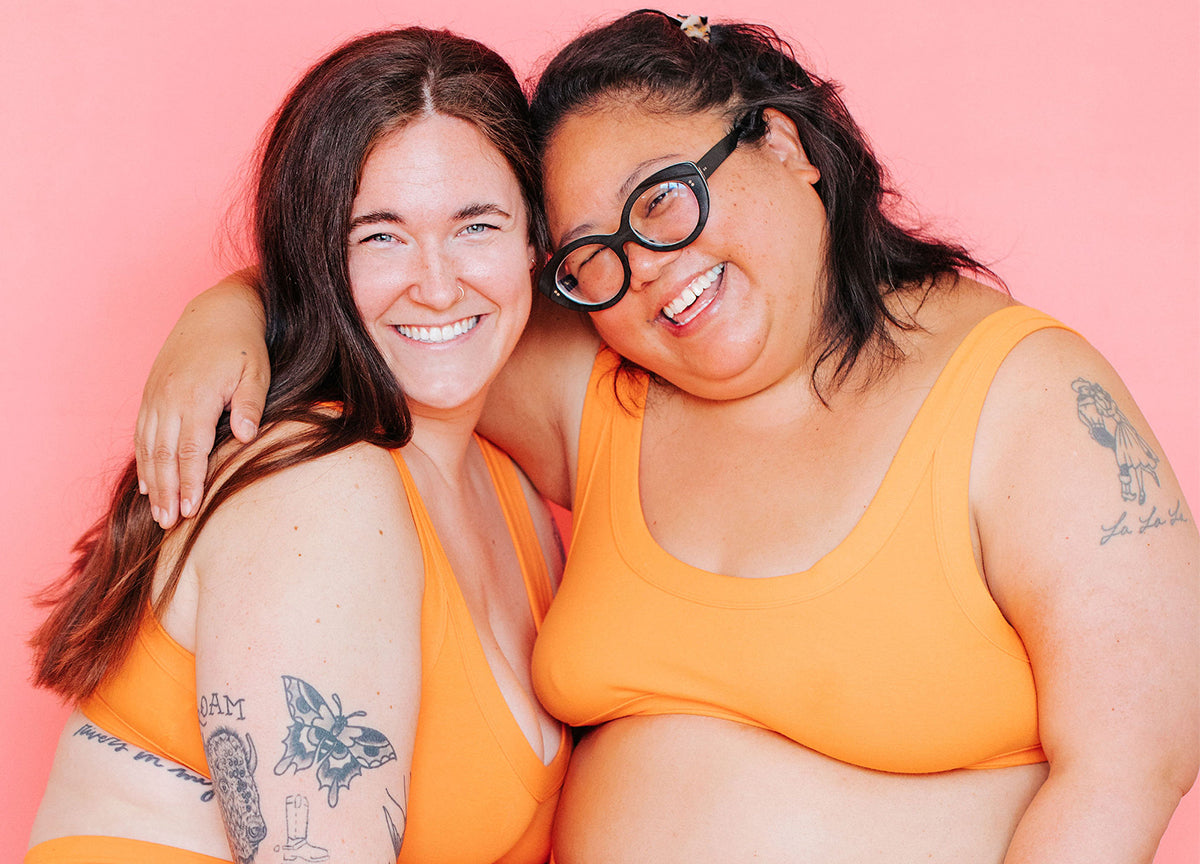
[{"xmin": 761, "ymin": 107, "xmax": 820, "ymax": 185}]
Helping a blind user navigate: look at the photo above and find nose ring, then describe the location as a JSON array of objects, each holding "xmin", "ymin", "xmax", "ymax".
[{"xmin": 456, "ymin": 282, "xmax": 466, "ymax": 302}]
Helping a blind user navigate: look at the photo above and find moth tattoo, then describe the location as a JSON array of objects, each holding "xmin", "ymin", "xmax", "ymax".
[{"xmin": 274, "ymin": 676, "xmax": 397, "ymax": 807}]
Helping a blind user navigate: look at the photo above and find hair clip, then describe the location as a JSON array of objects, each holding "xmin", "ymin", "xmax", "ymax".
[{"xmin": 674, "ymin": 14, "xmax": 710, "ymax": 42}]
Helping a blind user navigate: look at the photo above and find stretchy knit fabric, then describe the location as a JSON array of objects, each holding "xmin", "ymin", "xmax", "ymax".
[
  {"xmin": 24, "ymin": 836, "xmax": 229, "ymax": 864},
  {"xmin": 46, "ymin": 436, "xmax": 567, "ymax": 864},
  {"xmin": 534, "ymin": 305, "xmax": 1064, "ymax": 774}
]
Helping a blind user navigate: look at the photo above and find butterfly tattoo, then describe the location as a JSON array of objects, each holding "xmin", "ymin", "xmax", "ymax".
[{"xmin": 274, "ymin": 675, "xmax": 397, "ymax": 807}]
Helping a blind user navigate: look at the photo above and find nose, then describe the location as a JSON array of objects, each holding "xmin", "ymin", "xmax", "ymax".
[
  {"xmin": 407, "ymin": 246, "xmax": 461, "ymax": 309},
  {"xmin": 624, "ymin": 240, "xmax": 680, "ymax": 292}
]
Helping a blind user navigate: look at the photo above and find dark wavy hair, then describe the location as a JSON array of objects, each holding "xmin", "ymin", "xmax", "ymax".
[
  {"xmin": 531, "ymin": 10, "xmax": 996, "ymax": 397},
  {"xmin": 31, "ymin": 28, "xmax": 541, "ymax": 700}
]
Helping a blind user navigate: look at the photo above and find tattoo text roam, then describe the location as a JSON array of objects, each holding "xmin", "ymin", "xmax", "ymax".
[{"xmin": 199, "ymin": 691, "xmax": 247, "ymax": 727}]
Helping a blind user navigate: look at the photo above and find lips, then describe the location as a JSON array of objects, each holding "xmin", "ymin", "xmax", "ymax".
[
  {"xmin": 395, "ymin": 315, "xmax": 480, "ymax": 344},
  {"xmin": 661, "ymin": 263, "xmax": 724, "ymax": 324}
]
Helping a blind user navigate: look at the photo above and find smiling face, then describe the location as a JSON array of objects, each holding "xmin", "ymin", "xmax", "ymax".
[
  {"xmin": 348, "ymin": 113, "xmax": 534, "ymax": 419},
  {"xmin": 542, "ymin": 102, "xmax": 827, "ymax": 401}
]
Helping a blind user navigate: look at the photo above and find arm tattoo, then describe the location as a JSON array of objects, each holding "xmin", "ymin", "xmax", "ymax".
[
  {"xmin": 1070, "ymin": 378, "xmax": 1190, "ymax": 545},
  {"xmin": 1072, "ymin": 378, "xmax": 1160, "ymax": 504},
  {"xmin": 72, "ymin": 722, "xmax": 214, "ymax": 802},
  {"xmin": 273, "ymin": 675, "xmax": 397, "ymax": 808},
  {"xmin": 280, "ymin": 794, "xmax": 330, "ymax": 862},
  {"xmin": 205, "ymin": 727, "xmax": 268, "ymax": 863},
  {"xmin": 383, "ymin": 778, "xmax": 409, "ymax": 859}
]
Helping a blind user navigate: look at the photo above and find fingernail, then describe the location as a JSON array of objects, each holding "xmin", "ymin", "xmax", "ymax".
[
  {"xmin": 151, "ymin": 506, "xmax": 162, "ymax": 525},
  {"xmin": 180, "ymin": 498, "xmax": 194, "ymax": 518},
  {"xmin": 138, "ymin": 479, "xmax": 147, "ymax": 495},
  {"xmin": 238, "ymin": 419, "xmax": 257, "ymax": 438}
]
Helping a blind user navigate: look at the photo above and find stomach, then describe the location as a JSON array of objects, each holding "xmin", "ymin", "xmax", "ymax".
[
  {"xmin": 552, "ymin": 714, "xmax": 1048, "ymax": 864},
  {"xmin": 27, "ymin": 710, "xmax": 230, "ymax": 859}
]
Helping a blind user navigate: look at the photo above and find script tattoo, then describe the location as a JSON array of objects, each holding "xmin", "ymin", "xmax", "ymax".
[
  {"xmin": 1099, "ymin": 501, "xmax": 1190, "ymax": 546},
  {"xmin": 1100, "ymin": 513, "xmax": 1133, "ymax": 546},
  {"xmin": 72, "ymin": 723, "xmax": 215, "ymax": 802},
  {"xmin": 206, "ymin": 727, "xmax": 268, "ymax": 863},
  {"xmin": 274, "ymin": 676, "xmax": 397, "ymax": 808},
  {"xmin": 1072, "ymin": 378, "xmax": 1160, "ymax": 504}
]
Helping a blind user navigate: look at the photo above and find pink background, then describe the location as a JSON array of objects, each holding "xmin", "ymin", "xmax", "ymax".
[{"xmin": 2, "ymin": 1, "xmax": 1195, "ymax": 860}]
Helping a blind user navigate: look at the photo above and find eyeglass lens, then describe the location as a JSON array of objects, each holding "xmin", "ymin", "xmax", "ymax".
[{"xmin": 555, "ymin": 179, "xmax": 702, "ymax": 305}]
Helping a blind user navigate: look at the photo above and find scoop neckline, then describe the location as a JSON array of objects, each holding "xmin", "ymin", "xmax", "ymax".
[{"xmin": 608, "ymin": 307, "xmax": 1023, "ymax": 607}]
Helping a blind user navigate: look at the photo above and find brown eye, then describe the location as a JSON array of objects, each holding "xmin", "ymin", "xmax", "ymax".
[{"xmin": 630, "ymin": 181, "xmax": 700, "ymax": 245}]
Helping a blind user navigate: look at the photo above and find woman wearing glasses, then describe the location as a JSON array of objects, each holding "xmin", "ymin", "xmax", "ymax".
[{"xmin": 133, "ymin": 11, "xmax": 1197, "ymax": 862}]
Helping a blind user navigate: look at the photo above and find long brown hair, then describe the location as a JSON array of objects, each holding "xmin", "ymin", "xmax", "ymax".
[{"xmin": 30, "ymin": 27, "xmax": 541, "ymax": 701}]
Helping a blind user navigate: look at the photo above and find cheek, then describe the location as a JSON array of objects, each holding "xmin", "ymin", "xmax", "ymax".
[
  {"xmin": 347, "ymin": 277, "xmax": 390, "ymax": 324},
  {"xmin": 589, "ymin": 305, "xmax": 652, "ymax": 363},
  {"xmin": 346, "ymin": 253, "xmax": 394, "ymax": 321},
  {"xmin": 460, "ymin": 241, "xmax": 534, "ymax": 312}
]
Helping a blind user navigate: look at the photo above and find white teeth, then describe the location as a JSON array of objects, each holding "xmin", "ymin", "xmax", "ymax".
[
  {"xmin": 663, "ymin": 263, "xmax": 724, "ymax": 322},
  {"xmin": 396, "ymin": 316, "xmax": 479, "ymax": 344}
]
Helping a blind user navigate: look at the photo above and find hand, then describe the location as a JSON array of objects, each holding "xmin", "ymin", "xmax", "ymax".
[{"xmin": 135, "ymin": 277, "xmax": 269, "ymax": 528}]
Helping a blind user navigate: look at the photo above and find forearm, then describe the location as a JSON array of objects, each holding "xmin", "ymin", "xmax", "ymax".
[
  {"xmin": 176, "ymin": 270, "xmax": 264, "ymax": 344},
  {"xmin": 1003, "ymin": 766, "xmax": 1190, "ymax": 864},
  {"xmin": 137, "ymin": 267, "xmax": 269, "ymax": 526}
]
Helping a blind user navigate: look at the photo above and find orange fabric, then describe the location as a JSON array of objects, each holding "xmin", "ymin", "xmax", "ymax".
[
  {"xmin": 79, "ymin": 436, "xmax": 568, "ymax": 864},
  {"xmin": 534, "ymin": 306, "xmax": 1065, "ymax": 774},
  {"xmin": 79, "ymin": 610, "xmax": 205, "ymax": 774},
  {"xmin": 392, "ymin": 437, "xmax": 570, "ymax": 864},
  {"xmin": 24, "ymin": 835, "xmax": 229, "ymax": 864}
]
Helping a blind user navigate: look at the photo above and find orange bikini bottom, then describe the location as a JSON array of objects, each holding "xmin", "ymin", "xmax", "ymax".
[{"xmin": 25, "ymin": 836, "xmax": 229, "ymax": 864}]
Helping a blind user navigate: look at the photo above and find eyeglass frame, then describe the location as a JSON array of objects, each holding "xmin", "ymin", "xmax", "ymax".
[{"xmin": 538, "ymin": 110, "xmax": 762, "ymax": 311}]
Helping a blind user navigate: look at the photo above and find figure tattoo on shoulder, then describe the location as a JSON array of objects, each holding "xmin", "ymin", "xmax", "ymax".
[
  {"xmin": 1072, "ymin": 378, "xmax": 1191, "ymax": 546},
  {"xmin": 274, "ymin": 675, "xmax": 397, "ymax": 807},
  {"xmin": 1072, "ymin": 378, "xmax": 1160, "ymax": 504},
  {"xmin": 205, "ymin": 726, "xmax": 268, "ymax": 863}
]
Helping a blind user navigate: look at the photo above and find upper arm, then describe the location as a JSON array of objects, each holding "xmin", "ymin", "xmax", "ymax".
[
  {"xmin": 479, "ymin": 292, "xmax": 600, "ymax": 508},
  {"xmin": 191, "ymin": 442, "xmax": 422, "ymax": 862},
  {"xmin": 972, "ymin": 329, "xmax": 1198, "ymax": 795}
]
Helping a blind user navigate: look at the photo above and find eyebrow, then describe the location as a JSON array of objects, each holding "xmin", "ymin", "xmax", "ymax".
[
  {"xmin": 349, "ymin": 209, "xmax": 401, "ymax": 231},
  {"xmin": 556, "ymin": 154, "xmax": 683, "ymax": 247},
  {"xmin": 455, "ymin": 202, "xmax": 512, "ymax": 221},
  {"xmin": 348, "ymin": 202, "xmax": 513, "ymax": 231}
]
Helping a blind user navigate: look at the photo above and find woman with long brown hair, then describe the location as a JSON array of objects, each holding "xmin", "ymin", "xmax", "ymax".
[{"xmin": 27, "ymin": 28, "xmax": 567, "ymax": 864}]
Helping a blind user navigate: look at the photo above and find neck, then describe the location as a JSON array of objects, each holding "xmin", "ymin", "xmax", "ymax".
[{"xmin": 404, "ymin": 401, "xmax": 485, "ymax": 489}]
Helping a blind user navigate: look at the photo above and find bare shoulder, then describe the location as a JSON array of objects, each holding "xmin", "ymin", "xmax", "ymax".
[
  {"xmin": 900, "ymin": 275, "xmax": 1015, "ymax": 352},
  {"xmin": 968, "ymin": 321, "xmax": 1198, "ymax": 720},
  {"xmin": 973, "ymin": 323, "xmax": 1195, "ymax": 576},
  {"xmin": 190, "ymin": 427, "xmax": 421, "ymax": 594},
  {"xmin": 481, "ymin": 294, "xmax": 602, "ymax": 507}
]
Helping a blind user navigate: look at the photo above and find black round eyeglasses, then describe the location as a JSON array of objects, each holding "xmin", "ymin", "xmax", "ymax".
[{"xmin": 539, "ymin": 111, "xmax": 761, "ymax": 311}]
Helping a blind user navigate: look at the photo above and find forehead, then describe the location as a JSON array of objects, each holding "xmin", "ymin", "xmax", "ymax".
[
  {"xmin": 541, "ymin": 104, "xmax": 728, "ymax": 237},
  {"xmin": 355, "ymin": 113, "xmax": 521, "ymax": 210}
]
